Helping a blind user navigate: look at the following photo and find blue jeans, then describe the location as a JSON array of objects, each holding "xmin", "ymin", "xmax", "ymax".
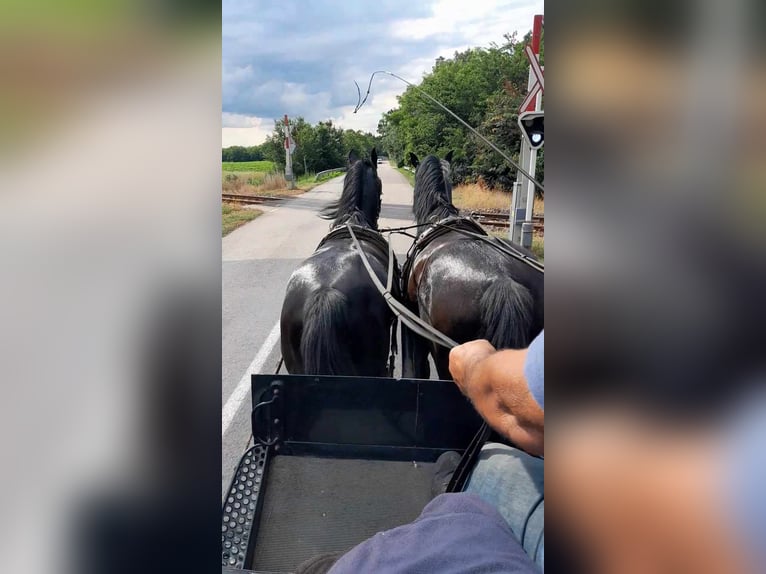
[{"xmin": 466, "ymin": 443, "xmax": 545, "ymax": 571}]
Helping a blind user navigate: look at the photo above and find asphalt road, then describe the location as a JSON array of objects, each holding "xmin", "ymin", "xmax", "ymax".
[{"xmin": 221, "ymin": 163, "xmax": 418, "ymax": 494}]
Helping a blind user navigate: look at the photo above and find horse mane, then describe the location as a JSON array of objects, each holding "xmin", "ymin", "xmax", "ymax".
[
  {"xmin": 412, "ymin": 155, "xmax": 458, "ymax": 227},
  {"xmin": 320, "ymin": 157, "xmax": 380, "ymax": 229}
]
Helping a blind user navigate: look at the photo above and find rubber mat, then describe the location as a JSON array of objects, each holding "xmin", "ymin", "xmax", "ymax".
[{"xmin": 251, "ymin": 456, "xmax": 434, "ymax": 572}]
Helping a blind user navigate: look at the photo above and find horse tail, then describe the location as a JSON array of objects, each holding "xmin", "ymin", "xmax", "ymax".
[
  {"xmin": 480, "ymin": 278, "xmax": 534, "ymax": 349},
  {"xmin": 300, "ymin": 287, "xmax": 355, "ymax": 375}
]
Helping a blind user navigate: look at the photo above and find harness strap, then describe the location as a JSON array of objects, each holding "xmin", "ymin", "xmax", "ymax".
[
  {"xmin": 347, "ymin": 224, "xmax": 459, "ymax": 350},
  {"xmin": 347, "ymin": 222, "xmax": 489, "ymax": 490},
  {"xmin": 446, "ymin": 420, "xmax": 492, "ymax": 492},
  {"xmin": 433, "ymin": 221, "xmax": 544, "ymax": 274},
  {"xmin": 384, "ymin": 239, "xmax": 399, "ymax": 377}
]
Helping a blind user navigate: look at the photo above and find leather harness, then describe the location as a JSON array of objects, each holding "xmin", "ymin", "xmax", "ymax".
[{"xmin": 400, "ymin": 216, "xmax": 488, "ymax": 301}]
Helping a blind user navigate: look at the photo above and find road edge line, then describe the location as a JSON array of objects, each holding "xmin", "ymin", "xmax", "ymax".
[{"xmin": 222, "ymin": 320, "xmax": 281, "ymax": 436}]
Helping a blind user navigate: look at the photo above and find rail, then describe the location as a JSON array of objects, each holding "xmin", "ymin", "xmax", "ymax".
[
  {"xmin": 222, "ymin": 193, "xmax": 288, "ymax": 205},
  {"xmin": 314, "ymin": 167, "xmax": 347, "ymax": 181},
  {"xmin": 469, "ymin": 210, "xmax": 544, "ymax": 231}
]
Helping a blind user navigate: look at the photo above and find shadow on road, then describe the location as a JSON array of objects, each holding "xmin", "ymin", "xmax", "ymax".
[{"xmin": 280, "ymin": 196, "xmax": 414, "ymax": 222}]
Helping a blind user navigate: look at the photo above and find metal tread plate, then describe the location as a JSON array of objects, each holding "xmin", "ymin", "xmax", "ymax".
[{"xmin": 222, "ymin": 444, "xmax": 269, "ymax": 569}]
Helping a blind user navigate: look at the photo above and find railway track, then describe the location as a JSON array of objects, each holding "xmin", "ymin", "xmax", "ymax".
[
  {"xmin": 469, "ymin": 210, "xmax": 544, "ymax": 232},
  {"xmin": 222, "ymin": 193, "xmax": 289, "ymax": 205},
  {"xmin": 221, "ymin": 195, "xmax": 544, "ymax": 232}
]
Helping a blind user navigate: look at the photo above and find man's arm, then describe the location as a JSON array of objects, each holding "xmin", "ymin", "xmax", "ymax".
[{"xmin": 449, "ymin": 337, "xmax": 544, "ymax": 456}]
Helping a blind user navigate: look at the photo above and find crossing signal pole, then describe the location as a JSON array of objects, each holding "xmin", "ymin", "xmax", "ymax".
[
  {"xmin": 510, "ymin": 14, "xmax": 544, "ymax": 247},
  {"xmin": 518, "ymin": 112, "xmax": 544, "ymax": 149},
  {"xmin": 284, "ymin": 114, "xmax": 296, "ymax": 190}
]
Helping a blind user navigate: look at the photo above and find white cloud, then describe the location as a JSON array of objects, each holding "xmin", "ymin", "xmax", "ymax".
[
  {"xmin": 391, "ymin": 0, "xmax": 542, "ymax": 47},
  {"xmin": 222, "ymin": 113, "xmax": 262, "ymax": 129},
  {"xmin": 221, "ymin": 115, "xmax": 271, "ymax": 146},
  {"xmin": 222, "ymin": 0, "xmax": 543, "ymax": 141},
  {"xmin": 222, "ymin": 126, "xmax": 273, "ymax": 147}
]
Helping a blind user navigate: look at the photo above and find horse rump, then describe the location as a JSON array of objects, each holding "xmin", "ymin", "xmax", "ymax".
[
  {"xmin": 300, "ymin": 287, "xmax": 355, "ymax": 375},
  {"xmin": 480, "ymin": 278, "xmax": 534, "ymax": 349}
]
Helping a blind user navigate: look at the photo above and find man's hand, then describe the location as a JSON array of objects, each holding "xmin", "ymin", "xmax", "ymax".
[
  {"xmin": 448, "ymin": 339, "xmax": 543, "ymax": 456},
  {"xmin": 449, "ymin": 340, "xmax": 496, "ymax": 395}
]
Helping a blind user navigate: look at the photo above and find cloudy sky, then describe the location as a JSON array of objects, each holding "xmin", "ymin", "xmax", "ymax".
[{"xmin": 222, "ymin": 0, "xmax": 543, "ymax": 146}]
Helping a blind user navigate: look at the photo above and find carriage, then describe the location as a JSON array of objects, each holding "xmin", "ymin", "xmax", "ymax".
[
  {"xmin": 222, "ymin": 149, "xmax": 543, "ymax": 573},
  {"xmin": 221, "ymin": 372, "xmax": 484, "ymax": 573}
]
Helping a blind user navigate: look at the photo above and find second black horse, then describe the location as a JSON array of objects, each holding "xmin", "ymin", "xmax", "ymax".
[{"xmin": 401, "ymin": 152, "xmax": 543, "ymax": 380}]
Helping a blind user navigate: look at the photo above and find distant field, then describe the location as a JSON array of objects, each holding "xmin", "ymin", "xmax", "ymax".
[{"xmin": 222, "ymin": 160, "xmax": 275, "ymax": 172}]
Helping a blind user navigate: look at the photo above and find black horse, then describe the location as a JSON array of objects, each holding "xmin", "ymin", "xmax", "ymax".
[
  {"xmin": 280, "ymin": 148, "xmax": 396, "ymax": 376},
  {"xmin": 401, "ymin": 152, "xmax": 543, "ymax": 380}
]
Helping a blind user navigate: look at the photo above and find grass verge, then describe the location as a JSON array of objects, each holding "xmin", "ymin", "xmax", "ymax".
[
  {"xmin": 222, "ymin": 160, "xmax": 275, "ymax": 172},
  {"xmin": 223, "ymin": 172, "xmax": 306, "ymax": 197},
  {"xmin": 397, "ymin": 176, "xmax": 544, "ymax": 216},
  {"xmin": 223, "ymin": 168, "xmax": 344, "ymax": 198},
  {"xmin": 222, "ymin": 203, "xmax": 262, "ymax": 236},
  {"xmin": 396, "ymin": 167, "xmax": 416, "ymax": 186},
  {"xmin": 452, "ymin": 184, "xmax": 545, "ymax": 214}
]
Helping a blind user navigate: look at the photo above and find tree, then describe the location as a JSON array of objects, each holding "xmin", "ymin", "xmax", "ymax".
[
  {"xmin": 377, "ymin": 31, "xmax": 543, "ymax": 191},
  {"xmin": 222, "ymin": 144, "xmax": 266, "ymax": 162},
  {"xmin": 257, "ymin": 118, "xmax": 380, "ymax": 176}
]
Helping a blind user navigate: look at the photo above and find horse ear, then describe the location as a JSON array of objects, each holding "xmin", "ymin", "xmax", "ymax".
[
  {"xmin": 445, "ymin": 150, "xmax": 454, "ymax": 164},
  {"xmin": 408, "ymin": 152, "xmax": 419, "ymax": 168},
  {"xmin": 348, "ymin": 150, "xmax": 359, "ymax": 165},
  {"xmin": 370, "ymin": 147, "xmax": 378, "ymax": 165}
]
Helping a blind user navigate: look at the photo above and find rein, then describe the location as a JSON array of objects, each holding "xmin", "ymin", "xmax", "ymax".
[
  {"xmin": 380, "ymin": 218, "xmax": 544, "ymax": 275},
  {"xmin": 349, "ymin": 218, "xmax": 544, "ymax": 491},
  {"xmin": 346, "ymin": 223, "xmax": 459, "ymax": 350}
]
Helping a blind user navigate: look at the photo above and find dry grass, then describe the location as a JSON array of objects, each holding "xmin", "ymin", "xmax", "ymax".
[
  {"xmin": 490, "ymin": 231, "xmax": 544, "ymax": 261},
  {"xmin": 452, "ymin": 183, "xmax": 545, "ymax": 215},
  {"xmin": 222, "ymin": 172, "xmax": 306, "ymax": 197},
  {"xmin": 222, "ymin": 202, "xmax": 262, "ymax": 236}
]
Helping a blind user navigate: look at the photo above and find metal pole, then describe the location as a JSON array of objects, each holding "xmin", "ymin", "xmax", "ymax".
[
  {"xmin": 510, "ymin": 141, "xmax": 530, "ymax": 243},
  {"xmin": 512, "ymin": 14, "xmax": 543, "ymax": 243},
  {"xmin": 524, "ymin": 45, "xmax": 543, "ymax": 238},
  {"xmin": 284, "ymin": 114, "xmax": 295, "ymax": 190},
  {"xmin": 509, "ymin": 181, "xmax": 520, "ymax": 238}
]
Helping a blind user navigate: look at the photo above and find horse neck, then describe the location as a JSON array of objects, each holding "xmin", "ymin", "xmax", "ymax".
[
  {"xmin": 415, "ymin": 194, "xmax": 459, "ymax": 234},
  {"xmin": 334, "ymin": 166, "xmax": 379, "ymax": 230},
  {"xmin": 343, "ymin": 209, "xmax": 376, "ymax": 229}
]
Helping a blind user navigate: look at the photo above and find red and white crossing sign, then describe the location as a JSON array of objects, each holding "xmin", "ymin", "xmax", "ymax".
[
  {"xmin": 519, "ymin": 44, "xmax": 544, "ymax": 113},
  {"xmin": 283, "ymin": 115, "xmax": 297, "ymax": 153},
  {"xmin": 525, "ymin": 44, "xmax": 544, "ymax": 91},
  {"xmin": 519, "ymin": 83, "xmax": 541, "ymax": 114}
]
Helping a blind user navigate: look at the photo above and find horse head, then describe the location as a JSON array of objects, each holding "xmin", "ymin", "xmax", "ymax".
[
  {"xmin": 410, "ymin": 150, "xmax": 457, "ymax": 229},
  {"xmin": 320, "ymin": 148, "xmax": 382, "ymax": 229}
]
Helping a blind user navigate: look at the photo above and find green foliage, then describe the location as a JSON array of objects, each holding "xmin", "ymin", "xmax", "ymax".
[
  {"xmin": 377, "ymin": 32, "xmax": 544, "ymax": 192},
  {"xmin": 221, "ymin": 160, "xmax": 275, "ymax": 172},
  {"xmin": 396, "ymin": 167, "xmax": 415, "ymax": 186},
  {"xmin": 222, "ymin": 145, "xmax": 267, "ymax": 162},
  {"xmin": 260, "ymin": 117, "xmax": 382, "ymax": 177}
]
